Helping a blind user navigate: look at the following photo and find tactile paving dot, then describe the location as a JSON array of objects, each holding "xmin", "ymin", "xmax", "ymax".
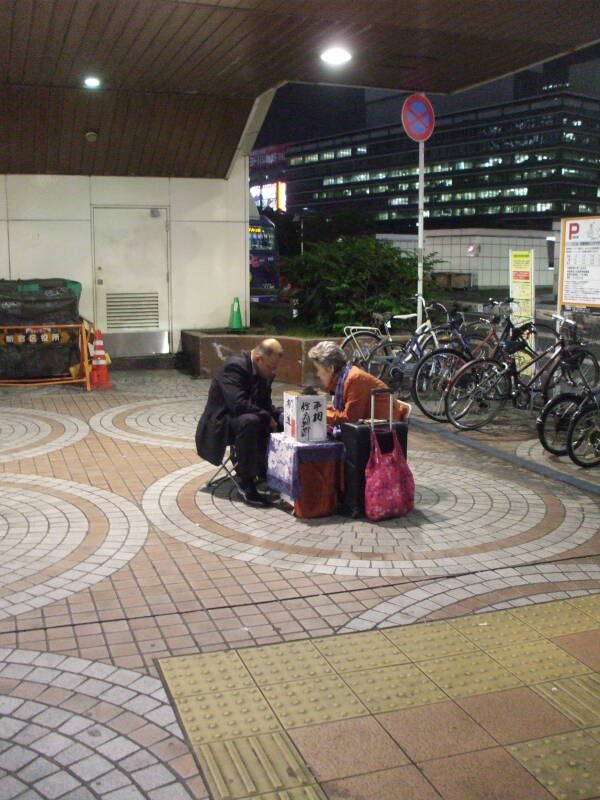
[
  {"xmin": 533, "ymin": 673, "xmax": 600, "ymax": 727},
  {"xmin": 249, "ymin": 787, "xmax": 328, "ymax": 800},
  {"xmin": 417, "ymin": 651, "xmax": 523, "ymax": 698},
  {"xmin": 193, "ymin": 731, "xmax": 316, "ymax": 800},
  {"xmin": 261, "ymin": 675, "xmax": 368, "ymax": 728},
  {"xmin": 447, "ymin": 610, "xmax": 541, "ymax": 649},
  {"xmin": 382, "ymin": 620, "xmax": 478, "ymax": 661},
  {"xmin": 510, "ymin": 601, "xmax": 599, "ymax": 637},
  {"xmin": 313, "ymin": 631, "xmax": 408, "ymax": 672},
  {"xmin": 568, "ymin": 594, "xmax": 600, "ymax": 621},
  {"xmin": 507, "ymin": 730, "xmax": 600, "ymax": 800},
  {"xmin": 239, "ymin": 641, "xmax": 335, "ymax": 685},
  {"xmin": 174, "ymin": 688, "xmax": 282, "ymax": 744},
  {"xmin": 342, "ymin": 663, "xmax": 447, "ymax": 713},
  {"xmin": 487, "ymin": 640, "xmax": 591, "ymax": 684},
  {"xmin": 159, "ymin": 652, "xmax": 254, "ymax": 698}
]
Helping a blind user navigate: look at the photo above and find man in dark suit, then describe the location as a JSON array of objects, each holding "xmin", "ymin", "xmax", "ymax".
[{"xmin": 196, "ymin": 338, "xmax": 284, "ymax": 505}]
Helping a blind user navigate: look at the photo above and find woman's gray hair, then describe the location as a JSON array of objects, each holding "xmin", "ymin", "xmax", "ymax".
[{"xmin": 308, "ymin": 341, "xmax": 347, "ymax": 372}]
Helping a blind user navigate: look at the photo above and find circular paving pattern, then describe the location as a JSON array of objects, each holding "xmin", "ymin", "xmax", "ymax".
[
  {"xmin": 339, "ymin": 562, "xmax": 600, "ymax": 630},
  {"xmin": 0, "ymin": 408, "xmax": 90, "ymax": 463},
  {"xmin": 0, "ymin": 650, "xmax": 198, "ymax": 800},
  {"xmin": 515, "ymin": 438, "xmax": 597, "ymax": 478},
  {"xmin": 0, "ymin": 474, "xmax": 148, "ymax": 619},
  {"xmin": 143, "ymin": 456, "xmax": 599, "ymax": 578},
  {"xmin": 89, "ymin": 399, "xmax": 203, "ymax": 448}
]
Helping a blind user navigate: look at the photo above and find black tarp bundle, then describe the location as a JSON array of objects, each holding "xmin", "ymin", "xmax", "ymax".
[{"xmin": 0, "ymin": 279, "xmax": 83, "ymax": 379}]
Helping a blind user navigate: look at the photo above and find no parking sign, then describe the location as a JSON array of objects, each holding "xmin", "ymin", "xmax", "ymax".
[{"xmin": 402, "ymin": 94, "xmax": 435, "ymax": 142}]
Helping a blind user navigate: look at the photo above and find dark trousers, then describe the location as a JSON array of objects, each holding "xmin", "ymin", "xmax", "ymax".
[{"xmin": 228, "ymin": 413, "xmax": 270, "ymax": 479}]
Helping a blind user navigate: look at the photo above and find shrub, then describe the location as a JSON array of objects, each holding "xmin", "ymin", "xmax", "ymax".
[{"xmin": 279, "ymin": 237, "xmax": 443, "ymax": 334}]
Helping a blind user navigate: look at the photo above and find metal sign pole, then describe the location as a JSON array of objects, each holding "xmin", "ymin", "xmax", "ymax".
[{"xmin": 417, "ymin": 140, "xmax": 425, "ymax": 327}]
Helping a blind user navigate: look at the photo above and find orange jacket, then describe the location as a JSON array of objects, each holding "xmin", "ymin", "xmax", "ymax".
[{"xmin": 326, "ymin": 366, "xmax": 410, "ymax": 425}]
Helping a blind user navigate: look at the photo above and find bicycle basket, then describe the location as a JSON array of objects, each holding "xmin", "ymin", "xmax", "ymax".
[
  {"xmin": 562, "ymin": 346, "xmax": 588, "ymax": 370},
  {"xmin": 558, "ymin": 320, "xmax": 582, "ymax": 345}
]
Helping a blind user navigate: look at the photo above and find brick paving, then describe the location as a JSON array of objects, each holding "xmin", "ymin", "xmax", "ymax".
[{"xmin": 0, "ymin": 369, "xmax": 599, "ymax": 800}]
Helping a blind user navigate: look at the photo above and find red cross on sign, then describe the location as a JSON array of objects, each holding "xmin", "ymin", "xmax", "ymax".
[{"xmin": 402, "ymin": 94, "xmax": 435, "ymax": 142}]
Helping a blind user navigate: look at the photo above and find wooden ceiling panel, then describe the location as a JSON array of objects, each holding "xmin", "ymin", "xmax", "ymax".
[{"xmin": 2, "ymin": 0, "xmax": 600, "ymax": 177}]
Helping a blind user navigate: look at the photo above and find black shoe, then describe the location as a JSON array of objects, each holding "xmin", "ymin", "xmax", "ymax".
[{"xmin": 237, "ymin": 480, "xmax": 272, "ymax": 507}]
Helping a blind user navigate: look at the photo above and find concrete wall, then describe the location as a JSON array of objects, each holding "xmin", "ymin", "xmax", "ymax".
[
  {"xmin": 0, "ymin": 158, "xmax": 249, "ymax": 353},
  {"xmin": 378, "ymin": 228, "xmax": 557, "ymax": 289}
]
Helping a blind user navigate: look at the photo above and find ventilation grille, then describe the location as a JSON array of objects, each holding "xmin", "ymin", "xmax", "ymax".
[{"xmin": 106, "ymin": 292, "xmax": 159, "ymax": 330}]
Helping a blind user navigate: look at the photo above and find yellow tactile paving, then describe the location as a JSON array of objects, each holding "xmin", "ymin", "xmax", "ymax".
[
  {"xmin": 510, "ymin": 601, "xmax": 600, "ymax": 637},
  {"xmin": 261, "ymin": 675, "xmax": 368, "ymax": 728},
  {"xmin": 447, "ymin": 610, "xmax": 542, "ymax": 649},
  {"xmin": 417, "ymin": 650, "xmax": 523, "ymax": 698},
  {"xmin": 533, "ymin": 673, "xmax": 600, "ymax": 727},
  {"xmin": 341, "ymin": 663, "xmax": 447, "ymax": 713},
  {"xmin": 313, "ymin": 630, "xmax": 409, "ymax": 672},
  {"xmin": 239, "ymin": 640, "xmax": 334, "ymax": 685},
  {"xmin": 487, "ymin": 640, "xmax": 592, "ymax": 684},
  {"xmin": 507, "ymin": 730, "xmax": 600, "ymax": 800},
  {"xmin": 192, "ymin": 732, "xmax": 316, "ymax": 799},
  {"xmin": 174, "ymin": 688, "xmax": 282, "ymax": 744},
  {"xmin": 246, "ymin": 788, "xmax": 328, "ymax": 800},
  {"xmin": 382, "ymin": 620, "xmax": 478, "ymax": 660},
  {"xmin": 588, "ymin": 726, "xmax": 600, "ymax": 744},
  {"xmin": 158, "ymin": 600, "xmax": 598, "ymax": 800},
  {"xmin": 160, "ymin": 651, "xmax": 254, "ymax": 698},
  {"xmin": 567, "ymin": 593, "xmax": 600, "ymax": 621}
]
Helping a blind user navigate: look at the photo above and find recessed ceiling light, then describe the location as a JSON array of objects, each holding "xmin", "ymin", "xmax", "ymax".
[
  {"xmin": 320, "ymin": 47, "xmax": 352, "ymax": 66},
  {"xmin": 83, "ymin": 76, "xmax": 101, "ymax": 89}
]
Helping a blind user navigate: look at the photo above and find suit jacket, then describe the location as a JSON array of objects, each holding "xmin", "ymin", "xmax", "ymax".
[{"xmin": 195, "ymin": 351, "xmax": 277, "ymax": 465}]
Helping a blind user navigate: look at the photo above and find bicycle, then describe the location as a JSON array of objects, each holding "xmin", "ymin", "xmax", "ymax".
[
  {"xmin": 536, "ymin": 319, "xmax": 598, "ymax": 456},
  {"xmin": 339, "ymin": 295, "xmax": 449, "ymax": 368},
  {"xmin": 443, "ymin": 314, "xmax": 599, "ymax": 430},
  {"xmin": 411, "ymin": 299, "xmax": 558, "ymax": 422},
  {"xmin": 362, "ymin": 299, "xmax": 453, "ymax": 399},
  {"xmin": 566, "ymin": 390, "xmax": 600, "ymax": 468}
]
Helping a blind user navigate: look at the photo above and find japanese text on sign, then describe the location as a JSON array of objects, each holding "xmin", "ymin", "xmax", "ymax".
[{"xmin": 560, "ymin": 216, "xmax": 600, "ymax": 308}]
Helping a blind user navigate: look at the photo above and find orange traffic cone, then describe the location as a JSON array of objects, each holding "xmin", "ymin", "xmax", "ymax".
[{"xmin": 90, "ymin": 329, "xmax": 114, "ymax": 390}]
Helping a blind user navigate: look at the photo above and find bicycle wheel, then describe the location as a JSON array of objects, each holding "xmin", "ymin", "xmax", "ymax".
[
  {"xmin": 340, "ymin": 331, "xmax": 380, "ymax": 367},
  {"xmin": 536, "ymin": 392, "xmax": 581, "ymax": 455},
  {"xmin": 365, "ymin": 338, "xmax": 405, "ymax": 379},
  {"xmin": 365, "ymin": 338, "xmax": 413, "ymax": 398},
  {"xmin": 567, "ymin": 405, "xmax": 600, "ymax": 467},
  {"xmin": 544, "ymin": 348, "xmax": 600, "ymax": 400},
  {"xmin": 445, "ymin": 358, "xmax": 510, "ymax": 430},
  {"xmin": 411, "ymin": 348, "xmax": 468, "ymax": 422}
]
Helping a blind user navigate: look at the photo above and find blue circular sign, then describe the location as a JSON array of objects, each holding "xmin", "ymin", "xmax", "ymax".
[{"xmin": 402, "ymin": 94, "xmax": 435, "ymax": 142}]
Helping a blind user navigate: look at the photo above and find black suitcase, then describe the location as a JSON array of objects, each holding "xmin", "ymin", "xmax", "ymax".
[{"xmin": 339, "ymin": 389, "xmax": 409, "ymax": 518}]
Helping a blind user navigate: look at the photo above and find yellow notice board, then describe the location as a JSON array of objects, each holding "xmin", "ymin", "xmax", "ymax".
[
  {"xmin": 559, "ymin": 216, "xmax": 600, "ymax": 308},
  {"xmin": 509, "ymin": 250, "xmax": 534, "ymax": 325}
]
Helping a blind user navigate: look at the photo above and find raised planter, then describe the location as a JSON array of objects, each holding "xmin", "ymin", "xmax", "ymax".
[{"xmin": 181, "ymin": 331, "xmax": 338, "ymax": 386}]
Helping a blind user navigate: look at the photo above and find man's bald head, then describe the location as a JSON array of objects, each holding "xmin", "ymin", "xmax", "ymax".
[{"xmin": 252, "ymin": 338, "xmax": 284, "ymax": 379}]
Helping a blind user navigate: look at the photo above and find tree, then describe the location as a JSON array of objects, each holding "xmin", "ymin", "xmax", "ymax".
[{"xmin": 280, "ymin": 237, "xmax": 443, "ymax": 333}]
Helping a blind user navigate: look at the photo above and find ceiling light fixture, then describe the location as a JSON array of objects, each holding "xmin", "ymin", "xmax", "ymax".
[
  {"xmin": 83, "ymin": 76, "xmax": 101, "ymax": 89},
  {"xmin": 320, "ymin": 47, "xmax": 352, "ymax": 66}
]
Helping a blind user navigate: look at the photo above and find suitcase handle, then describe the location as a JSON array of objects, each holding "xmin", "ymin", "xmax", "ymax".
[{"xmin": 370, "ymin": 388, "xmax": 393, "ymax": 430}]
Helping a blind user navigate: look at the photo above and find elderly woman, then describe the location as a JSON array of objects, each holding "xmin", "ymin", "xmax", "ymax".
[{"xmin": 308, "ymin": 341, "xmax": 410, "ymax": 426}]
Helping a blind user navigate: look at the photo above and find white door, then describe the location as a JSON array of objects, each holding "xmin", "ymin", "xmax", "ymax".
[{"xmin": 93, "ymin": 206, "xmax": 170, "ymax": 356}]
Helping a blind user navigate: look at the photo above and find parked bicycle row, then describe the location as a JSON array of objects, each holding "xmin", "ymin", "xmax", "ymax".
[{"xmin": 342, "ymin": 296, "xmax": 600, "ymax": 468}]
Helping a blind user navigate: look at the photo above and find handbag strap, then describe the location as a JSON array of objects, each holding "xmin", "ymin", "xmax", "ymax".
[{"xmin": 369, "ymin": 429, "xmax": 382, "ymax": 463}]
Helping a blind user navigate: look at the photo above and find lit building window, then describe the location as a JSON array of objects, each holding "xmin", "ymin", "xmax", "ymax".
[
  {"xmin": 355, "ymin": 146, "xmax": 368, "ymax": 154},
  {"xmin": 321, "ymin": 151, "xmax": 335, "ymax": 160},
  {"xmin": 337, "ymin": 148, "xmax": 352, "ymax": 158},
  {"xmin": 389, "ymin": 197, "xmax": 409, "ymax": 205},
  {"xmin": 290, "ymin": 157, "xmax": 303, "ymax": 166}
]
